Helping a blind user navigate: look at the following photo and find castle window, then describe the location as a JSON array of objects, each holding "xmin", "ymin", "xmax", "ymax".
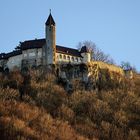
[
  {"xmin": 67, "ymin": 56, "xmax": 70, "ymax": 60},
  {"xmin": 49, "ymin": 27, "xmax": 51, "ymax": 31},
  {"xmin": 38, "ymin": 51, "xmax": 41, "ymax": 56},
  {"xmin": 72, "ymin": 57, "xmax": 74, "ymax": 61},
  {"xmin": 78, "ymin": 58, "xmax": 81, "ymax": 62},
  {"xmin": 63, "ymin": 55, "xmax": 66, "ymax": 59},
  {"xmin": 59, "ymin": 54, "xmax": 62, "ymax": 59},
  {"xmin": 23, "ymin": 53, "xmax": 27, "ymax": 57},
  {"xmin": 29, "ymin": 52, "xmax": 35, "ymax": 57}
]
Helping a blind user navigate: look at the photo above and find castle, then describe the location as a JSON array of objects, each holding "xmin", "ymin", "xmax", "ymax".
[
  {"xmin": 0, "ymin": 12, "xmax": 132, "ymax": 84},
  {"xmin": 0, "ymin": 12, "xmax": 91, "ymax": 71}
]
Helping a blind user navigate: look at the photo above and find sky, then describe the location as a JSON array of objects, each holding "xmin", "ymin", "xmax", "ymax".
[{"xmin": 0, "ymin": 0, "xmax": 140, "ymax": 71}]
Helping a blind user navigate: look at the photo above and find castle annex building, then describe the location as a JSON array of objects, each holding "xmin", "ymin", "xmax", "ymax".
[{"xmin": 0, "ymin": 13, "xmax": 91, "ymax": 70}]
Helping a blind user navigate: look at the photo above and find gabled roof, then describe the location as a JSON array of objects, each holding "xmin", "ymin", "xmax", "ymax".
[
  {"xmin": 45, "ymin": 13, "xmax": 55, "ymax": 26},
  {"xmin": 6, "ymin": 50, "xmax": 22, "ymax": 59},
  {"xmin": 20, "ymin": 39, "xmax": 46, "ymax": 50},
  {"xmin": 0, "ymin": 50, "xmax": 22, "ymax": 60},
  {"xmin": 56, "ymin": 45, "xmax": 82, "ymax": 57}
]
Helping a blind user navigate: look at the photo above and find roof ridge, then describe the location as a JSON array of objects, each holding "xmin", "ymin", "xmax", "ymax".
[
  {"xmin": 56, "ymin": 45, "xmax": 79, "ymax": 51},
  {"xmin": 23, "ymin": 38, "xmax": 45, "ymax": 42}
]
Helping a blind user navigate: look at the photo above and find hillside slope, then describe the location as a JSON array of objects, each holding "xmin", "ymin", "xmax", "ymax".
[{"xmin": 0, "ymin": 70, "xmax": 140, "ymax": 140}]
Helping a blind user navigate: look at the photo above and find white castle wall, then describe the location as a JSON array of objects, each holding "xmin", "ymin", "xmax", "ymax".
[
  {"xmin": 7, "ymin": 54, "xmax": 22, "ymax": 70},
  {"xmin": 22, "ymin": 48, "xmax": 42, "ymax": 59},
  {"xmin": 56, "ymin": 53, "xmax": 82, "ymax": 64},
  {"xmin": 81, "ymin": 53, "xmax": 91, "ymax": 63},
  {"xmin": 22, "ymin": 48, "xmax": 43, "ymax": 67}
]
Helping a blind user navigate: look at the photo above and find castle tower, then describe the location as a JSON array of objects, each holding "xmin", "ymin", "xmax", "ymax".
[
  {"xmin": 80, "ymin": 46, "xmax": 91, "ymax": 63},
  {"xmin": 45, "ymin": 11, "xmax": 56, "ymax": 65}
]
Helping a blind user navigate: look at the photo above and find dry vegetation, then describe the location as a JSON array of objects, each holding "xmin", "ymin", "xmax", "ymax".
[{"xmin": 0, "ymin": 69, "xmax": 140, "ymax": 140}]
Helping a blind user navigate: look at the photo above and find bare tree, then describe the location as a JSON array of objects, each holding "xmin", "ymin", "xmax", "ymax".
[
  {"xmin": 77, "ymin": 41, "xmax": 115, "ymax": 64},
  {"xmin": 120, "ymin": 61, "xmax": 136, "ymax": 72}
]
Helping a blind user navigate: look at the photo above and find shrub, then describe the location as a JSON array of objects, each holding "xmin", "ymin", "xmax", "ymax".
[
  {"xmin": 0, "ymin": 69, "xmax": 140, "ymax": 139},
  {"xmin": 58, "ymin": 104, "xmax": 75, "ymax": 122}
]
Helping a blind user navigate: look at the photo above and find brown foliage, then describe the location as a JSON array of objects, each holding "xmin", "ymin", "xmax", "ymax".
[{"xmin": 0, "ymin": 69, "xmax": 140, "ymax": 140}]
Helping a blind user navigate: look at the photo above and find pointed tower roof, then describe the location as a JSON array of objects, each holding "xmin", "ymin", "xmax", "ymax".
[
  {"xmin": 45, "ymin": 12, "xmax": 55, "ymax": 26},
  {"xmin": 80, "ymin": 46, "xmax": 90, "ymax": 53}
]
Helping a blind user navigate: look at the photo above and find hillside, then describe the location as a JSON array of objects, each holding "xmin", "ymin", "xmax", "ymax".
[{"xmin": 0, "ymin": 69, "xmax": 140, "ymax": 140}]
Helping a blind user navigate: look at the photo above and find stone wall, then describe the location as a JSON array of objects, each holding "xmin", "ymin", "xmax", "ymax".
[
  {"xmin": 45, "ymin": 25, "xmax": 56, "ymax": 65},
  {"xmin": 88, "ymin": 61, "xmax": 124, "ymax": 76},
  {"xmin": 7, "ymin": 54, "xmax": 22, "ymax": 70},
  {"xmin": 84, "ymin": 61, "xmax": 130, "ymax": 90},
  {"xmin": 87, "ymin": 61, "xmax": 124, "ymax": 81},
  {"xmin": 22, "ymin": 48, "xmax": 43, "ymax": 68}
]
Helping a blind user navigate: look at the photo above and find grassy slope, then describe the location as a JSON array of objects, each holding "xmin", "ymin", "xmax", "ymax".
[{"xmin": 0, "ymin": 70, "xmax": 140, "ymax": 140}]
